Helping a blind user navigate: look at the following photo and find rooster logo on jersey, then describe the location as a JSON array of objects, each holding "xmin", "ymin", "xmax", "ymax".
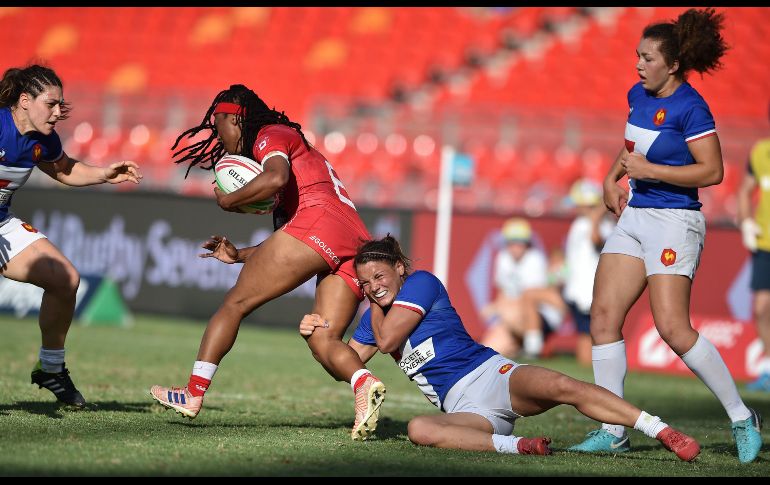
[
  {"xmin": 32, "ymin": 144, "xmax": 42, "ymax": 162},
  {"xmin": 653, "ymin": 108, "xmax": 667, "ymax": 126}
]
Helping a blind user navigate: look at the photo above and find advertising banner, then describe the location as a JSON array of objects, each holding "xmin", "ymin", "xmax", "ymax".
[
  {"xmin": 626, "ymin": 313, "xmax": 770, "ymax": 381},
  {"xmin": 9, "ymin": 188, "xmax": 411, "ymax": 328},
  {"xmin": 409, "ymin": 210, "xmax": 764, "ymax": 380}
]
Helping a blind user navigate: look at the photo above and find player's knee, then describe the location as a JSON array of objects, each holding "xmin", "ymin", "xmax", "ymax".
[
  {"xmin": 222, "ymin": 292, "xmax": 264, "ymax": 318},
  {"xmin": 42, "ymin": 263, "xmax": 80, "ymax": 297},
  {"xmin": 589, "ymin": 304, "xmax": 620, "ymax": 340},
  {"xmin": 551, "ymin": 373, "xmax": 582, "ymax": 403},
  {"xmin": 656, "ymin": 324, "xmax": 695, "ymax": 354},
  {"xmin": 407, "ymin": 416, "xmax": 438, "ymax": 446}
]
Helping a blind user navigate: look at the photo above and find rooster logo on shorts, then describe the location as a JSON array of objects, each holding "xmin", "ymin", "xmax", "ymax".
[
  {"xmin": 660, "ymin": 248, "xmax": 676, "ymax": 266},
  {"xmin": 499, "ymin": 364, "xmax": 513, "ymax": 374}
]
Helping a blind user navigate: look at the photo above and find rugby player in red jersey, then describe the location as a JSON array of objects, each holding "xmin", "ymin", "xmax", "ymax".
[{"xmin": 150, "ymin": 84, "xmax": 385, "ymax": 441}]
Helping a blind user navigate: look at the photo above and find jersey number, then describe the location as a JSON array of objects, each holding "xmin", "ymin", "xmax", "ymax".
[{"xmin": 325, "ymin": 160, "xmax": 356, "ymax": 210}]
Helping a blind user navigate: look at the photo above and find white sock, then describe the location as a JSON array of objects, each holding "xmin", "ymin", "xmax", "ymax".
[
  {"xmin": 680, "ymin": 334, "xmax": 751, "ymax": 423},
  {"xmin": 592, "ymin": 340, "xmax": 627, "ymax": 437},
  {"xmin": 192, "ymin": 361, "xmax": 218, "ymax": 380},
  {"xmin": 523, "ymin": 330, "xmax": 543, "ymax": 355},
  {"xmin": 492, "ymin": 434, "xmax": 522, "ymax": 454},
  {"xmin": 633, "ymin": 411, "xmax": 668, "ymax": 438},
  {"xmin": 39, "ymin": 348, "xmax": 65, "ymax": 373},
  {"xmin": 350, "ymin": 369, "xmax": 372, "ymax": 392}
]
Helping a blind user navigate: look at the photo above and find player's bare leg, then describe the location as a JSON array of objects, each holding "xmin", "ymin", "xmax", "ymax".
[
  {"xmin": 509, "ymin": 365, "xmax": 699, "ymax": 461},
  {"xmin": 3, "ymin": 238, "xmax": 85, "ymax": 407},
  {"xmin": 151, "ymin": 230, "xmax": 328, "ymax": 418},
  {"xmin": 308, "ymin": 274, "xmax": 386, "ymax": 440},
  {"xmin": 407, "ymin": 412, "xmax": 551, "ymax": 455}
]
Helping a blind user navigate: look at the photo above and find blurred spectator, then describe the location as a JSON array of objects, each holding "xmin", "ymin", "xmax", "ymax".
[
  {"xmin": 736, "ymin": 112, "xmax": 770, "ymax": 392},
  {"xmin": 562, "ymin": 179, "xmax": 616, "ymax": 366},
  {"xmin": 480, "ymin": 217, "xmax": 565, "ymax": 358}
]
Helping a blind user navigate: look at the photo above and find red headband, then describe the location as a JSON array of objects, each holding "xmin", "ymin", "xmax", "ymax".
[{"xmin": 213, "ymin": 102, "xmax": 246, "ymax": 116}]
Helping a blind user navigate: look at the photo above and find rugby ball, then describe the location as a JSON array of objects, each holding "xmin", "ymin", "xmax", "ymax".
[{"xmin": 214, "ymin": 154, "xmax": 276, "ymax": 213}]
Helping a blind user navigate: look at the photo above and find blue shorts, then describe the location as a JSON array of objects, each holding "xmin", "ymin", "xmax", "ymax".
[
  {"xmin": 566, "ymin": 300, "xmax": 591, "ymax": 334},
  {"xmin": 751, "ymin": 249, "xmax": 770, "ymax": 291}
]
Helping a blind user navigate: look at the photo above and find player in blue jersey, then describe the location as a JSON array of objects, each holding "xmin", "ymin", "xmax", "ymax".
[
  {"xmin": 300, "ymin": 235, "xmax": 702, "ymax": 461},
  {"xmin": 0, "ymin": 64, "xmax": 142, "ymax": 408},
  {"xmin": 566, "ymin": 9, "xmax": 762, "ymax": 463}
]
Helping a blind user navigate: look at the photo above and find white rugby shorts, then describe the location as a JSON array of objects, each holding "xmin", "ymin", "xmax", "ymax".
[
  {"xmin": 0, "ymin": 215, "xmax": 47, "ymax": 267},
  {"xmin": 443, "ymin": 354, "xmax": 524, "ymax": 435},
  {"xmin": 602, "ymin": 206, "xmax": 705, "ymax": 279}
]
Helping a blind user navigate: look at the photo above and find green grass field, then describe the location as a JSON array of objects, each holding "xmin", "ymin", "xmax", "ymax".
[{"xmin": 0, "ymin": 314, "xmax": 767, "ymax": 476}]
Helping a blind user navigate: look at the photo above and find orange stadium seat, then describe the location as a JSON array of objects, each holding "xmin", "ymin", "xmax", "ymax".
[{"xmin": 1, "ymin": 6, "xmax": 767, "ymax": 219}]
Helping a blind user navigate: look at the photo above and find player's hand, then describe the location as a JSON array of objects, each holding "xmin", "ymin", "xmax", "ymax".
[
  {"xmin": 603, "ymin": 181, "xmax": 628, "ymax": 217},
  {"xmin": 741, "ymin": 219, "xmax": 761, "ymax": 252},
  {"xmin": 299, "ymin": 313, "xmax": 329, "ymax": 338},
  {"xmin": 104, "ymin": 161, "xmax": 143, "ymax": 184},
  {"xmin": 199, "ymin": 235, "xmax": 240, "ymax": 263},
  {"xmin": 620, "ymin": 152, "xmax": 655, "ymax": 180},
  {"xmin": 214, "ymin": 187, "xmax": 245, "ymax": 213}
]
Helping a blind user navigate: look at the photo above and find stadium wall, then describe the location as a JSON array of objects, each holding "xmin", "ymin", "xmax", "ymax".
[
  {"xmin": 409, "ymin": 211, "xmax": 766, "ymax": 381},
  {"xmin": 9, "ymin": 188, "xmax": 412, "ymax": 329},
  {"xmin": 6, "ymin": 188, "xmax": 765, "ymax": 379}
]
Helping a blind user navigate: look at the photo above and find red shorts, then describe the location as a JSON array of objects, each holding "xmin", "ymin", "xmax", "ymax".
[{"xmin": 281, "ymin": 205, "xmax": 371, "ymax": 300}]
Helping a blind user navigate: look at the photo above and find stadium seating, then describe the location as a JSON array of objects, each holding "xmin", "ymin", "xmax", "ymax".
[{"xmin": 1, "ymin": 7, "xmax": 767, "ymax": 222}]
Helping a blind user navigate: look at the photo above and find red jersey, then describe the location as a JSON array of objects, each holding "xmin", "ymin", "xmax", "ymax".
[{"xmin": 253, "ymin": 124, "xmax": 357, "ymax": 221}]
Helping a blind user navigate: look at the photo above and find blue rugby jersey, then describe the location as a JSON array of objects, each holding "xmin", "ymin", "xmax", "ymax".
[
  {"xmin": 624, "ymin": 82, "xmax": 716, "ymax": 210},
  {"xmin": 0, "ymin": 107, "xmax": 63, "ymax": 222},
  {"xmin": 353, "ymin": 270, "xmax": 497, "ymax": 410}
]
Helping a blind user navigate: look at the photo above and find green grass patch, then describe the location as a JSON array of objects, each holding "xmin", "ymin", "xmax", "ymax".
[{"xmin": 0, "ymin": 315, "xmax": 767, "ymax": 476}]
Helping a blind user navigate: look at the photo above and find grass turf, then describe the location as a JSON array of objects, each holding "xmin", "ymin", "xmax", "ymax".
[{"xmin": 0, "ymin": 314, "xmax": 767, "ymax": 476}]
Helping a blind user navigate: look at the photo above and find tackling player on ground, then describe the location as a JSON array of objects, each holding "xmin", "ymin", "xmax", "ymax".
[{"xmin": 301, "ymin": 235, "xmax": 701, "ymax": 461}]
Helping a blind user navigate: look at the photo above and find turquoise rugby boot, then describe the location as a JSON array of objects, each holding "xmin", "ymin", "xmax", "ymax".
[
  {"xmin": 568, "ymin": 429, "xmax": 630, "ymax": 453},
  {"xmin": 732, "ymin": 408, "xmax": 763, "ymax": 463}
]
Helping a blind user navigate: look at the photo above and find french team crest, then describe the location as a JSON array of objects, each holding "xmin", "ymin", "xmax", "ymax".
[
  {"xmin": 32, "ymin": 144, "xmax": 43, "ymax": 162},
  {"xmin": 660, "ymin": 248, "xmax": 676, "ymax": 266},
  {"xmin": 21, "ymin": 222, "xmax": 39, "ymax": 233},
  {"xmin": 653, "ymin": 108, "xmax": 667, "ymax": 126},
  {"xmin": 499, "ymin": 363, "xmax": 513, "ymax": 374}
]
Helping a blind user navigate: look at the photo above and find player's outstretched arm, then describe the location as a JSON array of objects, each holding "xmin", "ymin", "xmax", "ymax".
[{"xmin": 37, "ymin": 153, "xmax": 142, "ymax": 187}]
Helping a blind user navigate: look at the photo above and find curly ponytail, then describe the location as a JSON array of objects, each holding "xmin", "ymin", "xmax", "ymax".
[{"xmin": 643, "ymin": 8, "xmax": 729, "ymax": 80}]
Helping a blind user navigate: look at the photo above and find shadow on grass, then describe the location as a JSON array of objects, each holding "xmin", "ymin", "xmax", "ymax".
[
  {"xmin": 165, "ymin": 416, "xmax": 411, "ymax": 441},
  {"xmin": 561, "ymin": 441, "xmax": 768, "ymax": 464},
  {"xmin": 0, "ymin": 400, "xmax": 158, "ymax": 418},
  {"xmin": 559, "ymin": 446, "xmax": 683, "ymax": 463}
]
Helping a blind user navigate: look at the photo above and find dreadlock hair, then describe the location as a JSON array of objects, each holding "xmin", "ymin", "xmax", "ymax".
[
  {"xmin": 171, "ymin": 84, "xmax": 311, "ymax": 178},
  {"xmin": 642, "ymin": 8, "xmax": 728, "ymax": 81},
  {"xmin": 354, "ymin": 234, "xmax": 413, "ymax": 276},
  {"xmin": 0, "ymin": 64, "xmax": 71, "ymax": 119}
]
